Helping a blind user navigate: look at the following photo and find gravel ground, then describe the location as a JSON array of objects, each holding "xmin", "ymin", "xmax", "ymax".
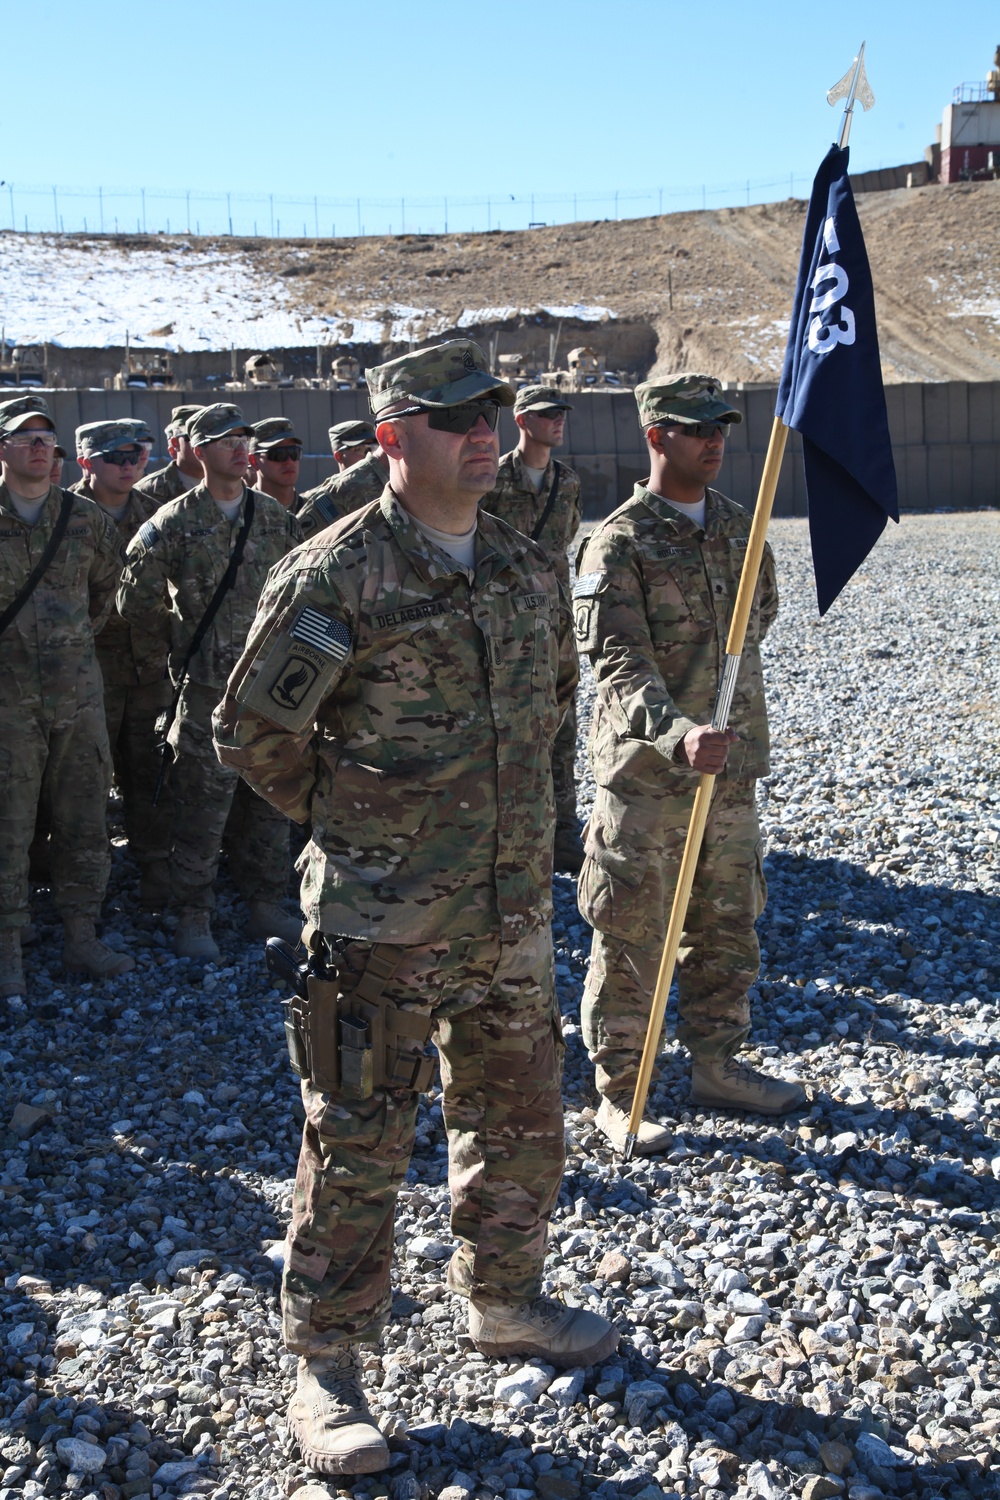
[{"xmin": 2, "ymin": 512, "xmax": 998, "ymax": 1500}]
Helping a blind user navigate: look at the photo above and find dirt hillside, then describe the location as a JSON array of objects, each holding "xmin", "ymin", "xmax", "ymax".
[{"xmin": 248, "ymin": 177, "xmax": 1000, "ymax": 384}]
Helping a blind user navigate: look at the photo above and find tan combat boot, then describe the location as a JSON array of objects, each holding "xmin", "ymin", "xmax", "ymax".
[
  {"xmin": 691, "ymin": 1056, "xmax": 807, "ymax": 1115},
  {"xmin": 62, "ymin": 917, "xmax": 135, "ymax": 978},
  {"xmin": 469, "ymin": 1294, "xmax": 619, "ymax": 1367},
  {"xmin": 286, "ymin": 1345, "xmax": 389, "ymax": 1475},
  {"xmin": 247, "ymin": 899, "xmax": 303, "ymax": 947},
  {"xmin": 173, "ymin": 910, "xmax": 221, "ymax": 963},
  {"xmin": 0, "ymin": 929, "xmax": 26, "ymax": 1000},
  {"xmin": 595, "ymin": 1096, "xmax": 673, "ymax": 1156}
]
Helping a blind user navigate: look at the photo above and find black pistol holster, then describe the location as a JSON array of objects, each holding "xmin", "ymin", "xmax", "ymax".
[{"xmin": 264, "ymin": 935, "xmax": 437, "ymax": 1100}]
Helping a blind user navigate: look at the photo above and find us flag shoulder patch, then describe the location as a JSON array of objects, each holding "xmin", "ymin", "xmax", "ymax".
[
  {"xmin": 136, "ymin": 520, "xmax": 160, "ymax": 550},
  {"xmin": 573, "ymin": 571, "xmax": 607, "ymax": 599},
  {"xmin": 289, "ymin": 606, "xmax": 352, "ymax": 662}
]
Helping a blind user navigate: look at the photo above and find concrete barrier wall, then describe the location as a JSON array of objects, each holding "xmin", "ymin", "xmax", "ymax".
[{"xmin": 41, "ymin": 381, "xmax": 1000, "ymax": 518}]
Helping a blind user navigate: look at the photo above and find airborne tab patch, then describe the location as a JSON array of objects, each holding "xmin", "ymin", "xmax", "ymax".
[
  {"xmin": 573, "ymin": 571, "xmax": 608, "ymax": 599},
  {"xmin": 289, "ymin": 606, "xmax": 353, "ymax": 662},
  {"xmin": 136, "ymin": 520, "xmax": 160, "ymax": 550}
]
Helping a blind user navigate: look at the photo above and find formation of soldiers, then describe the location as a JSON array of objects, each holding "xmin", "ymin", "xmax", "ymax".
[{"xmin": 0, "ymin": 339, "xmax": 806, "ymax": 1477}]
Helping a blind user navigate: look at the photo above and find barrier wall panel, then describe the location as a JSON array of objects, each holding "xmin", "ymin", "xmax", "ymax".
[
  {"xmin": 945, "ymin": 383, "xmax": 970, "ymax": 445},
  {"xmin": 898, "ymin": 445, "xmax": 929, "ymax": 510},
  {"xmin": 611, "ymin": 391, "xmax": 641, "ymax": 456},
  {"xmin": 967, "ymin": 381, "xmax": 999, "ymax": 444},
  {"xmin": 926, "ymin": 444, "xmax": 952, "ymax": 502},
  {"xmin": 589, "ymin": 398, "xmax": 618, "ymax": 456},
  {"xmin": 948, "ymin": 443, "xmax": 973, "ymax": 505},
  {"xmin": 564, "ymin": 402, "xmax": 595, "ymax": 457},
  {"xmin": 971, "ymin": 443, "xmax": 999, "ymax": 503},
  {"xmin": 923, "ymin": 384, "xmax": 952, "ymax": 445}
]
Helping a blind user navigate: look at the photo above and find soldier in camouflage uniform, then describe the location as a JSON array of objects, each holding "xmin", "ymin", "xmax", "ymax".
[
  {"xmin": 329, "ymin": 418, "xmax": 378, "ymax": 471},
  {"xmin": 483, "ymin": 385, "xmax": 583, "ymax": 873},
  {"xmin": 117, "ymin": 403, "xmax": 304, "ymax": 962},
  {"xmin": 72, "ymin": 419, "xmax": 175, "ymax": 909},
  {"xmin": 297, "ymin": 434, "xmax": 389, "ymax": 540},
  {"xmin": 575, "ymin": 375, "xmax": 806, "ymax": 1153},
  {"xmin": 133, "ymin": 403, "xmax": 204, "ymax": 505},
  {"xmin": 248, "ymin": 417, "xmax": 306, "ymax": 517},
  {"xmin": 214, "ymin": 341, "xmax": 616, "ymax": 1476},
  {"xmin": 0, "ymin": 395, "xmax": 136, "ymax": 1000}
]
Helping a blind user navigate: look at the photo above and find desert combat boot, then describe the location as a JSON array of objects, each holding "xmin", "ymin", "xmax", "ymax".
[
  {"xmin": 246, "ymin": 898, "xmax": 303, "ymax": 947},
  {"xmin": 469, "ymin": 1294, "xmax": 619, "ymax": 1366},
  {"xmin": 691, "ymin": 1056, "xmax": 806, "ymax": 1115},
  {"xmin": 173, "ymin": 910, "xmax": 221, "ymax": 963},
  {"xmin": 62, "ymin": 918, "xmax": 135, "ymax": 979},
  {"xmin": 287, "ymin": 1345, "xmax": 389, "ymax": 1475},
  {"xmin": 595, "ymin": 1095, "xmax": 673, "ymax": 1156}
]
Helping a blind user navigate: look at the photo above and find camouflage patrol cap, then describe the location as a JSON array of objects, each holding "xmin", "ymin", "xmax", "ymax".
[
  {"xmin": 250, "ymin": 417, "xmax": 302, "ymax": 452},
  {"xmin": 367, "ymin": 338, "xmax": 515, "ymax": 416},
  {"xmin": 635, "ymin": 374, "xmax": 742, "ymax": 428},
  {"xmin": 513, "ymin": 385, "xmax": 573, "ymax": 415},
  {"xmin": 166, "ymin": 403, "xmax": 205, "ymax": 440},
  {"xmin": 329, "ymin": 419, "xmax": 377, "ymax": 451},
  {"xmin": 53, "ymin": 444, "xmax": 67, "ymax": 459},
  {"xmin": 76, "ymin": 418, "xmax": 155, "ymax": 456},
  {"xmin": 187, "ymin": 403, "xmax": 253, "ymax": 443},
  {"xmin": 0, "ymin": 392, "xmax": 55, "ymax": 437}
]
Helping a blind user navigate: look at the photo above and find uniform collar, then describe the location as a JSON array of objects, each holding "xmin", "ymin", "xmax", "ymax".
[
  {"xmin": 0, "ymin": 481, "xmax": 61, "ymax": 525},
  {"xmin": 381, "ymin": 488, "xmax": 518, "ymax": 588},
  {"xmin": 510, "ymin": 448, "xmax": 554, "ymax": 489},
  {"xmin": 634, "ymin": 481, "xmax": 728, "ymax": 537}
]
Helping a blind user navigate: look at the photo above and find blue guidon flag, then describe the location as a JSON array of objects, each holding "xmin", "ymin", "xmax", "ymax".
[{"xmin": 777, "ymin": 143, "xmax": 899, "ymax": 615}]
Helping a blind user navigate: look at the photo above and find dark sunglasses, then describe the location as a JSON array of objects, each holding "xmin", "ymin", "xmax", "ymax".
[
  {"xmin": 666, "ymin": 421, "xmax": 730, "ymax": 440},
  {"xmin": 262, "ymin": 445, "xmax": 302, "ymax": 463},
  {"xmin": 99, "ymin": 446, "xmax": 147, "ymax": 467},
  {"xmin": 388, "ymin": 400, "xmax": 501, "ymax": 434},
  {"xmin": 533, "ymin": 407, "xmax": 567, "ymax": 420}
]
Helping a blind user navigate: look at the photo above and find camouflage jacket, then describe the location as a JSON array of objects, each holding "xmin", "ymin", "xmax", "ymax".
[
  {"xmin": 298, "ymin": 451, "xmax": 389, "ymax": 539},
  {"xmin": 116, "ymin": 483, "xmax": 304, "ymax": 695},
  {"xmin": 133, "ymin": 461, "xmax": 195, "ymax": 506},
  {"xmin": 575, "ymin": 484, "xmax": 778, "ymax": 791},
  {"xmin": 482, "ymin": 449, "xmax": 582, "ymax": 592},
  {"xmin": 70, "ymin": 480, "xmax": 169, "ymax": 688},
  {"xmin": 213, "ymin": 489, "xmax": 578, "ymax": 945},
  {"xmin": 0, "ymin": 483, "xmax": 124, "ymax": 708}
]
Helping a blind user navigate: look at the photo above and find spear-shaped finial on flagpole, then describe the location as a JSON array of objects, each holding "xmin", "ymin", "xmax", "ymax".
[{"xmin": 827, "ymin": 41, "xmax": 876, "ymax": 150}]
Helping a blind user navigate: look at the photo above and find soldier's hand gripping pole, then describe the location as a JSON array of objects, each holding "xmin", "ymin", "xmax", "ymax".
[{"xmin": 622, "ymin": 417, "xmax": 790, "ymax": 1161}]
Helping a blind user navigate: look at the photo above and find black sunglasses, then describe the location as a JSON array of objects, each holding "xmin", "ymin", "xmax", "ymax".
[
  {"xmin": 388, "ymin": 400, "xmax": 501, "ymax": 434},
  {"xmin": 262, "ymin": 445, "xmax": 302, "ymax": 463},
  {"xmin": 665, "ymin": 421, "xmax": 730, "ymax": 440},
  {"xmin": 533, "ymin": 407, "xmax": 567, "ymax": 420},
  {"xmin": 99, "ymin": 446, "xmax": 147, "ymax": 467}
]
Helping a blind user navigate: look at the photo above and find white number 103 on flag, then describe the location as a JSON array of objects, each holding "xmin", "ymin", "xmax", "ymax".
[{"xmin": 807, "ymin": 216, "xmax": 856, "ymax": 354}]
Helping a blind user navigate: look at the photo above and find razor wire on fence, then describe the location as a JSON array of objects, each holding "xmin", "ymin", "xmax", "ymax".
[{"xmin": 1, "ymin": 174, "xmax": 820, "ymax": 239}]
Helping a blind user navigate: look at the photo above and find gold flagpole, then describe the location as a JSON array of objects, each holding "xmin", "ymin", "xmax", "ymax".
[{"xmin": 622, "ymin": 416, "xmax": 789, "ymax": 1160}]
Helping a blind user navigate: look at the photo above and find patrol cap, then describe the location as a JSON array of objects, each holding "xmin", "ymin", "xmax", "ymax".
[
  {"xmin": 513, "ymin": 385, "xmax": 573, "ymax": 415},
  {"xmin": 251, "ymin": 416, "xmax": 302, "ymax": 452},
  {"xmin": 635, "ymin": 374, "xmax": 742, "ymax": 429},
  {"xmin": 0, "ymin": 393, "xmax": 55, "ymax": 438},
  {"xmin": 76, "ymin": 418, "xmax": 155, "ymax": 456},
  {"xmin": 187, "ymin": 403, "xmax": 253, "ymax": 443},
  {"xmin": 53, "ymin": 444, "xmax": 66, "ymax": 459},
  {"xmin": 329, "ymin": 419, "xmax": 377, "ymax": 451},
  {"xmin": 367, "ymin": 338, "xmax": 515, "ymax": 416},
  {"xmin": 166, "ymin": 403, "xmax": 205, "ymax": 440}
]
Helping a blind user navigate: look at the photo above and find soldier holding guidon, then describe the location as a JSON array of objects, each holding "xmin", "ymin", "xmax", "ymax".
[
  {"xmin": 214, "ymin": 340, "xmax": 616, "ymax": 1476},
  {"xmin": 0, "ymin": 395, "xmax": 135, "ymax": 1000},
  {"xmin": 575, "ymin": 374, "xmax": 806, "ymax": 1154},
  {"xmin": 117, "ymin": 403, "xmax": 304, "ymax": 961}
]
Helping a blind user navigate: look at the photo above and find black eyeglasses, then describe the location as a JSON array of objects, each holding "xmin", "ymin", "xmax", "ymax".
[
  {"xmin": 664, "ymin": 421, "xmax": 730, "ymax": 440},
  {"xmin": 387, "ymin": 400, "xmax": 501, "ymax": 434},
  {"xmin": 262, "ymin": 445, "xmax": 302, "ymax": 463},
  {"xmin": 98, "ymin": 446, "xmax": 147, "ymax": 467},
  {"xmin": 533, "ymin": 408, "xmax": 567, "ymax": 420}
]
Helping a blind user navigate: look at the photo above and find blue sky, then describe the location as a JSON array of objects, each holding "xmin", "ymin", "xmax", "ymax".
[{"xmin": 4, "ymin": 1, "xmax": 997, "ymax": 236}]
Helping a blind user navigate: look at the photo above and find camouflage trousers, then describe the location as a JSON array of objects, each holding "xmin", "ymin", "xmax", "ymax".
[
  {"xmin": 552, "ymin": 694, "xmax": 579, "ymax": 832},
  {"xmin": 579, "ymin": 777, "xmax": 765, "ymax": 1096},
  {"xmin": 104, "ymin": 677, "xmax": 173, "ymax": 869},
  {"xmin": 169, "ymin": 684, "xmax": 290, "ymax": 913},
  {"xmin": 0, "ymin": 686, "xmax": 112, "ymax": 927},
  {"xmin": 282, "ymin": 925, "xmax": 565, "ymax": 1353}
]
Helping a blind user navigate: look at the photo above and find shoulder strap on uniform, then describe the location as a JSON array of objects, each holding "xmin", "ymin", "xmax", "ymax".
[
  {"xmin": 530, "ymin": 460, "xmax": 562, "ymax": 543},
  {"xmin": 0, "ymin": 490, "xmax": 75, "ymax": 639}
]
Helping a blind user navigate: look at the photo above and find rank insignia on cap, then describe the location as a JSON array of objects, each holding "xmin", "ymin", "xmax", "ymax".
[
  {"xmin": 136, "ymin": 520, "xmax": 160, "ymax": 550},
  {"xmin": 289, "ymin": 607, "xmax": 353, "ymax": 661}
]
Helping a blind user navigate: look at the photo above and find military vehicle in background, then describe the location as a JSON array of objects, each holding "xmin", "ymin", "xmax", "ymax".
[
  {"xmin": 0, "ymin": 335, "xmax": 48, "ymax": 388},
  {"xmin": 107, "ymin": 334, "xmax": 186, "ymax": 391},
  {"xmin": 225, "ymin": 351, "xmax": 293, "ymax": 391}
]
